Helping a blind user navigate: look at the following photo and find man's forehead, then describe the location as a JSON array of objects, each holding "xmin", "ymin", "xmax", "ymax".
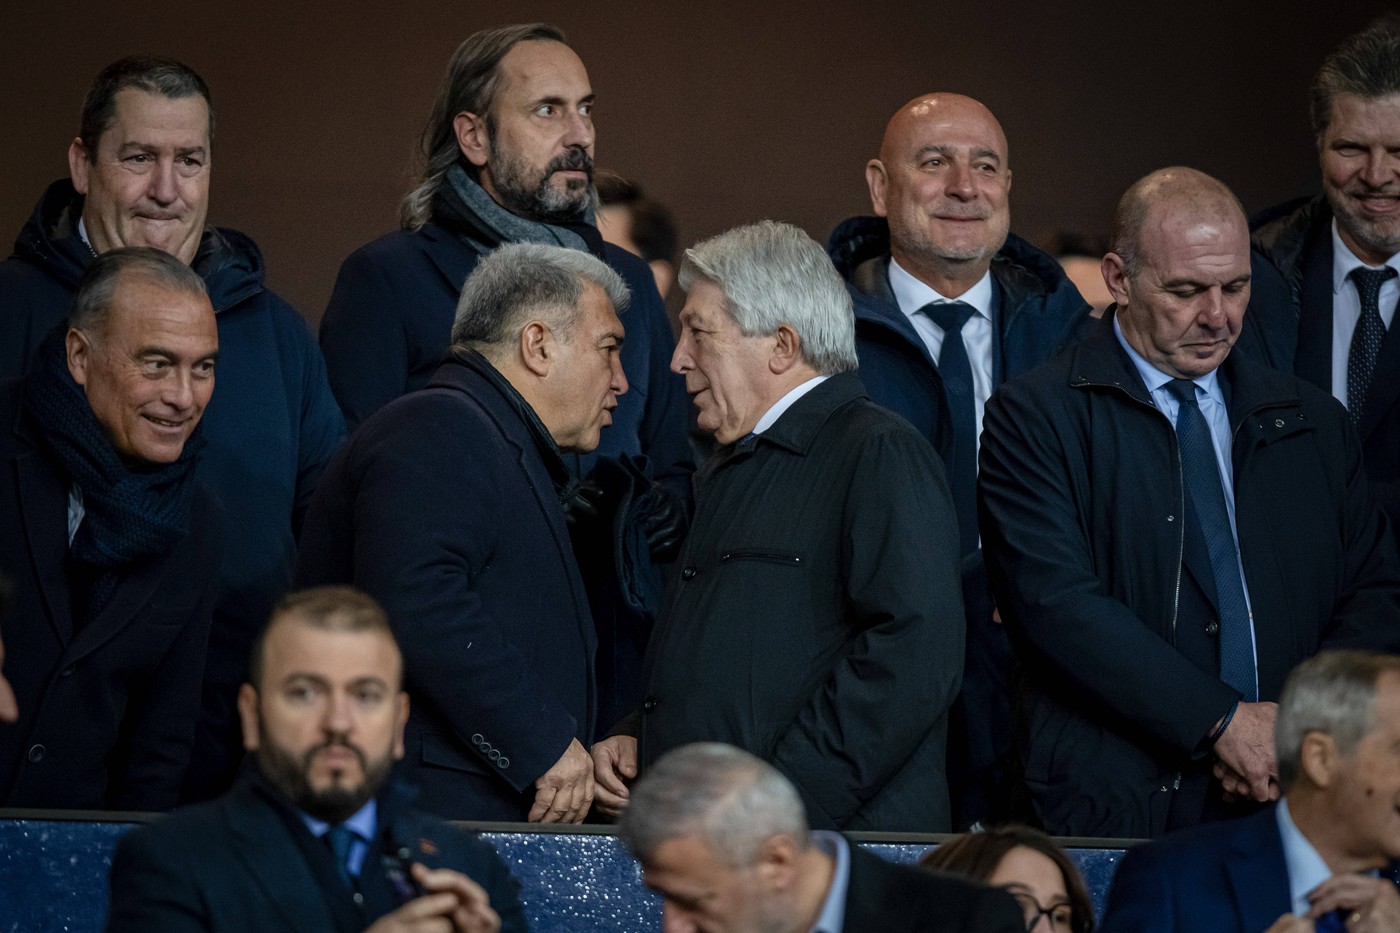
[
  {"xmin": 102, "ymin": 89, "xmax": 210, "ymax": 146},
  {"xmin": 498, "ymin": 40, "xmax": 591, "ymax": 101},
  {"xmin": 886, "ymin": 96, "xmax": 1007, "ymax": 160},
  {"xmin": 263, "ymin": 621, "xmax": 402, "ymax": 680}
]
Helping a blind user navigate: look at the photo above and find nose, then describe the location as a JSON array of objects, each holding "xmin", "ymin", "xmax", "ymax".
[
  {"xmin": 611, "ymin": 352, "xmax": 629, "ymax": 396},
  {"xmin": 670, "ymin": 332, "xmax": 693, "ymax": 375},
  {"xmin": 1196, "ymin": 288, "xmax": 1227, "ymax": 328},
  {"xmin": 946, "ymin": 159, "xmax": 976, "ymax": 199},
  {"xmin": 148, "ymin": 158, "xmax": 180, "ymax": 205},
  {"xmin": 563, "ymin": 107, "xmax": 594, "ymax": 151},
  {"xmin": 661, "ymin": 905, "xmax": 696, "ymax": 933},
  {"xmin": 164, "ymin": 367, "xmax": 197, "ymax": 412},
  {"xmin": 1362, "ymin": 148, "xmax": 1391, "ymax": 188},
  {"xmin": 323, "ymin": 689, "xmax": 354, "ymax": 735}
]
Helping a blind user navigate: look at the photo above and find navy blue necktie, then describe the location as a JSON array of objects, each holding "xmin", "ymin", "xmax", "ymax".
[
  {"xmin": 323, "ymin": 824, "xmax": 358, "ymax": 888},
  {"xmin": 1314, "ymin": 908, "xmax": 1347, "ymax": 932},
  {"xmin": 1165, "ymin": 378, "xmax": 1257, "ymax": 701},
  {"xmin": 923, "ymin": 301, "xmax": 979, "ymax": 552},
  {"xmin": 1347, "ymin": 266, "xmax": 1397, "ymax": 430}
]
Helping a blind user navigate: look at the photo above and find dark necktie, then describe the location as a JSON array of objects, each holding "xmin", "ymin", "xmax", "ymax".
[
  {"xmin": 1314, "ymin": 908, "xmax": 1347, "ymax": 932},
  {"xmin": 1346, "ymin": 266, "xmax": 1397, "ymax": 430},
  {"xmin": 923, "ymin": 300, "xmax": 979, "ymax": 551},
  {"xmin": 1164, "ymin": 378, "xmax": 1257, "ymax": 701},
  {"xmin": 323, "ymin": 824, "xmax": 358, "ymax": 888}
]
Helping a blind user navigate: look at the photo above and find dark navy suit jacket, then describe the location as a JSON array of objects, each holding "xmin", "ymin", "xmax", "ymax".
[{"xmin": 1099, "ymin": 805, "xmax": 1293, "ymax": 933}]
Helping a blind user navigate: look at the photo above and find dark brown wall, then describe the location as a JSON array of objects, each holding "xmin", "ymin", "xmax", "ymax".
[{"xmin": 0, "ymin": 1, "xmax": 1387, "ymax": 324}]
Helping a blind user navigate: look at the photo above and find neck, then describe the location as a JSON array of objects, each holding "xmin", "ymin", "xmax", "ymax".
[
  {"xmin": 788, "ymin": 847, "xmax": 836, "ymax": 933},
  {"xmin": 1336, "ymin": 223, "xmax": 1400, "ymax": 269},
  {"xmin": 891, "ymin": 247, "xmax": 989, "ymax": 299},
  {"xmin": 1287, "ymin": 789, "xmax": 1389, "ymax": 875}
]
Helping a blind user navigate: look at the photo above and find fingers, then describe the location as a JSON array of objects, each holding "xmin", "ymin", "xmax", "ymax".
[
  {"xmin": 0, "ymin": 673, "xmax": 16, "ymax": 724},
  {"xmin": 1308, "ymin": 874, "xmax": 1390, "ymax": 918},
  {"xmin": 527, "ymin": 785, "xmax": 558, "ymax": 824},
  {"xmin": 592, "ymin": 785, "xmax": 629, "ymax": 821},
  {"xmin": 411, "ymin": 865, "xmax": 501, "ymax": 933}
]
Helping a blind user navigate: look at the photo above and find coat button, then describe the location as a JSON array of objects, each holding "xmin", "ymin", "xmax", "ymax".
[
  {"xmin": 681, "ymin": 567, "xmax": 697, "ymax": 580},
  {"xmin": 488, "ymin": 749, "xmax": 500, "ymax": 761},
  {"xmin": 27, "ymin": 745, "xmax": 44, "ymax": 763},
  {"xmin": 471, "ymin": 733, "xmax": 484, "ymax": 746},
  {"xmin": 353, "ymin": 892, "xmax": 364, "ymax": 906},
  {"xmin": 59, "ymin": 665, "xmax": 75, "ymax": 678},
  {"xmin": 497, "ymin": 757, "xmax": 510, "ymax": 769},
  {"xmin": 643, "ymin": 695, "xmax": 658, "ymax": 712},
  {"xmin": 1205, "ymin": 621, "xmax": 1220, "ymax": 636}
]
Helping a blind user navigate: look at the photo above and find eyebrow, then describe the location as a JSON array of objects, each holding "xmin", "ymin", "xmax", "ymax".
[
  {"xmin": 135, "ymin": 345, "xmax": 220, "ymax": 363},
  {"xmin": 915, "ymin": 144, "xmax": 1002, "ymax": 164},
  {"xmin": 532, "ymin": 93, "xmax": 595, "ymax": 107}
]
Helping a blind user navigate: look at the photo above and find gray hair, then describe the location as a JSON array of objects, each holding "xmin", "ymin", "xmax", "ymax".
[
  {"xmin": 400, "ymin": 23, "xmax": 568, "ymax": 229},
  {"xmin": 451, "ymin": 242, "xmax": 629, "ymax": 354},
  {"xmin": 618, "ymin": 743, "xmax": 809, "ymax": 868},
  {"xmin": 1311, "ymin": 16, "xmax": 1400, "ymax": 143},
  {"xmin": 1110, "ymin": 167, "xmax": 1244, "ymax": 280},
  {"xmin": 80, "ymin": 56, "xmax": 214, "ymax": 154},
  {"xmin": 678, "ymin": 221, "xmax": 857, "ymax": 376},
  {"xmin": 1276, "ymin": 650, "xmax": 1400, "ymax": 791},
  {"xmin": 71, "ymin": 246, "xmax": 209, "ymax": 345}
]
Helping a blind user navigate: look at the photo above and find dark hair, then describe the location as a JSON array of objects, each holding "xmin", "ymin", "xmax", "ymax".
[
  {"xmin": 596, "ymin": 172, "xmax": 679, "ymax": 264},
  {"xmin": 70, "ymin": 246, "xmax": 208, "ymax": 344},
  {"xmin": 248, "ymin": 586, "xmax": 400, "ymax": 691},
  {"xmin": 79, "ymin": 56, "xmax": 214, "ymax": 154},
  {"xmin": 920, "ymin": 824, "xmax": 1095, "ymax": 933},
  {"xmin": 400, "ymin": 23, "xmax": 568, "ymax": 229},
  {"xmin": 1311, "ymin": 16, "xmax": 1400, "ymax": 142}
]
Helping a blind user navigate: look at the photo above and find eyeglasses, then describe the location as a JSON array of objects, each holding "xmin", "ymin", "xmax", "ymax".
[{"xmin": 1010, "ymin": 892, "xmax": 1075, "ymax": 932}]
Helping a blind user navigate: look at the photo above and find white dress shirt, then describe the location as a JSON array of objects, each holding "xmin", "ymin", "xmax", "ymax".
[{"xmin": 1329, "ymin": 221, "xmax": 1400, "ymax": 407}]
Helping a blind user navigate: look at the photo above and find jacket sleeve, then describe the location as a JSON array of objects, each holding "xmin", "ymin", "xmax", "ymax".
[
  {"xmin": 1321, "ymin": 410, "xmax": 1400, "ymax": 651},
  {"xmin": 978, "ymin": 381, "xmax": 1237, "ymax": 755},
  {"xmin": 111, "ymin": 510, "xmax": 224, "ymax": 811},
  {"xmin": 319, "ymin": 247, "xmax": 413, "ymax": 431},
  {"xmin": 105, "ymin": 827, "xmax": 213, "ymax": 932},
  {"xmin": 344, "ymin": 419, "xmax": 579, "ymax": 790},
  {"xmin": 768, "ymin": 426, "xmax": 964, "ymax": 825}
]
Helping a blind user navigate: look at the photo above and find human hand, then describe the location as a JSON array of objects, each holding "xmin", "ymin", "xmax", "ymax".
[
  {"xmin": 529, "ymin": 738, "xmax": 594, "ymax": 824},
  {"xmin": 641, "ymin": 485, "xmax": 687, "ymax": 561},
  {"xmin": 561, "ymin": 480, "xmax": 608, "ymax": 528},
  {"xmin": 365, "ymin": 863, "xmax": 500, "ymax": 933},
  {"xmin": 1212, "ymin": 701, "xmax": 1279, "ymax": 802},
  {"xmin": 0, "ymin": 635, "xmax": 17, "ymax": 723},
  {"xmin": 590, "ymin": 735, "xmax": 638, "ymax": 820},
  {"xmin": 1308, "ymin": 872, "xmax": 1400, "ymax": 932}
]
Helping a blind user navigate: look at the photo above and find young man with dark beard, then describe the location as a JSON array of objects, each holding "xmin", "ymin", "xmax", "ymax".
[{"xmin": 105, "ymin": 586, "xmax": 525, "ymax": 933}]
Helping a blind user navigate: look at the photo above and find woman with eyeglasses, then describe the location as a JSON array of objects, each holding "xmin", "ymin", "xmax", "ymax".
[{"xmin": 919, "ymin": 824, "xmax": 1094, "ymax": 933}]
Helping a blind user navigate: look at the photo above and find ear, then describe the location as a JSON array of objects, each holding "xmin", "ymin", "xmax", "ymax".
[
  {"xmin": 237, "ymin": 683, "xmax": 262, "ymax": 752},
  {"xmin": 392, "ymin": 692, "xmax": 409, "ymax": 762},
  {"xmin": 1102, "ymin": 252, "xmax": 1131, "ymax": 308},
  {"xmin": 753, "ymin": 835, "xmax": 800, "ymax": 892},
  {"xmin": 519, "ymin": 321, "xmax": 554, "ymax": 377},
  {"xmin": 1298, "ymin": 731, "xmax": 1338, "ymax": 789},
  {"xmin": 68, "ymin": 137, "xmax": 92, "ymax": 195},
  {"xmin": 453, "ymin": 111, "xmax": 491, "ymax": 169},
  {"xmin": 865, "ymin": 159, "xmax": 889, "ymax": 217},
  {"xmin": 1004, "ymin": 167, "xmax": 1013, "ymax": 195},
  {"xmin": 768, "ymin": 324, "xmax": 803, "ymax": 375},
  {"xmin": 66, "ymin": 328, "xmax": 93, "ymax": 387}
]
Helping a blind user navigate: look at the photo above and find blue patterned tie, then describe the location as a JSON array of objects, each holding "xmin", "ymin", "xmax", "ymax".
[
  {"xmin": 1346, "ymin": 266, "xmax": 1397, "ymax": 430},
  {"xmin": 922, "ymin": 301, "xmax": 979, "ymax": 551},
  {"xmin": 323, "ymin": 824, "xmax": 358, "ymax": 887},
  {"xmin": 1165, "ymin": 379, "xmax": 1257, "ymax": 701}
]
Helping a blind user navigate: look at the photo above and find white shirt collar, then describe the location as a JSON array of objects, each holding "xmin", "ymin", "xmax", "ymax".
[
  {"xmin": 1112, "ymin": 313, "xmax": 1225, "ymax": 402},
  {"xmin": 752, "ymin": 375, "xmax": 829, "ymax": 435},
  {"xmin": 807, "ymin": 831, "xmax": 851, "ymax": 933},
  {"xmin": 1331, "ymin": 220, "xmax": 1400, "ymax": 295},
  {"xmin": 887, "ymin": 257, "xmax": 994, "ymax": 321}
]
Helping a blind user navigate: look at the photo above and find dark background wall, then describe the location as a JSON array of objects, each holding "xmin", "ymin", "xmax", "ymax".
[{"xmin": 0, "ymin": 1, "xmax": 1388, "ymax": 324}]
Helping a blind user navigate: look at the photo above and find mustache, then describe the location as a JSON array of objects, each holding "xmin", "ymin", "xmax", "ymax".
[
  {"xmin": 304, "ymin": 736, "xmax": 367, "ymax": 770},
  {"xmin": 1346, "ymin": 182, "xmax": 1400, "ymax": 198},
  {"xmin": 547, "ymin": 148, "xmax": 594, "ymax": 177}
]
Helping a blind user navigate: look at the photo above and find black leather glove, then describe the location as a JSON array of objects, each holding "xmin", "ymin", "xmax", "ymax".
[
  {"xmin": 641, "ymin": 483, "xmax": 688, "ymax": 562},
  {"xmin": 560, "ymin": 479, "xmax": 608, "ymax": 527}
]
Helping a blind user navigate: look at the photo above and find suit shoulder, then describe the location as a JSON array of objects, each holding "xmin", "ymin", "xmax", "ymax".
[
  {"xmin": 114, "ymin": 799, "xmax": 229, "ymax": 861},
  {"xmin": 342, "ymin": 226, "xmax": 448, "ymax": 271}
]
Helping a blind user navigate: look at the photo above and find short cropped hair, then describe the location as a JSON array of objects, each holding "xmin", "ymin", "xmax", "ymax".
[
  {"xmin": 450, "ymin": 242, "xmax": 629, "ymax": 353},
  {"xmin": 1310, "ymin": 17, "xmax": 1400, "ymax": 143},
  {"xmin": 678, "ymin": 221, "xmax": 857, "ymax": 376},
  {"xmin": 248, "ymin": 586, "xmax": 401, "ymax": 691},
  {"xmin": 1276, "ymin": 650, "xmax": 1400, "ymax": 791},
  {"xmin": 597, "ymin": 173, "xmax": 679, "ymax": 265},
  {"xmin": 618, "ymin": 743, "xmax": 809, "ymax": 868},
  {"xmin": 80, "ymin": 56, "xmax": 214, "ymax": 154},
  {"xmin": 70, "ymin": 247, "xmax": 208, "ymax": 345},
  {"xmin": 921, "ymin": 824, "xmax": 1095, "ymax": 933},
  {"xmin": 401, "ymin": 23, "xmax": 568, "ymax": 229}
]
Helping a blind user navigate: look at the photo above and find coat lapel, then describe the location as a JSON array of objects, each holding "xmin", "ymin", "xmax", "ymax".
[
  {"xmin": 15, "ymin": 447, "xmax": 73, "ymax": 645},
  {"xmin": 223, "ymin": 784, "xmax": 339, "ymax": 931},
  {"xmin": 63, "ymin": 548, "xmax": 172, "ymax": 664},
  {"xmin": 1293, "ymin": 229, "xmax": 1334, "ymax": 393},
  {"xmin": 1361, "ymin": 290, "xmax": 1400, "ymax": 440},
  {"xmin": 1223, "ymin": 806, "xmax": 1292, "ymax": 933}
]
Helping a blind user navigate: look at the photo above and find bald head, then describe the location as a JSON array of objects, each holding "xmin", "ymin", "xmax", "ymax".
[
  {"xmin": 866, "ymin": 93, "xmax": 1013, "ymax": 297},
  {"xmin": 1103, "ymin": 167, "xmax": 1252, "ymax": 380},
  {"xmin": 1110, "ymin": 167, "xmax": 1246, "ymax": 279}
]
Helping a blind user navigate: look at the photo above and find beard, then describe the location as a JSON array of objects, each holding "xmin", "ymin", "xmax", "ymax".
[
  {"xmin": 489, "ymin": 145, "xmax": 597, "ymax": 223},
  {"xmin": 1327, "ymin": 182, "xmax": 1400, "ymax": 261},
  {"xmin": 256, "ymin": 721, "xmax": 394, "ymax": 824}
]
